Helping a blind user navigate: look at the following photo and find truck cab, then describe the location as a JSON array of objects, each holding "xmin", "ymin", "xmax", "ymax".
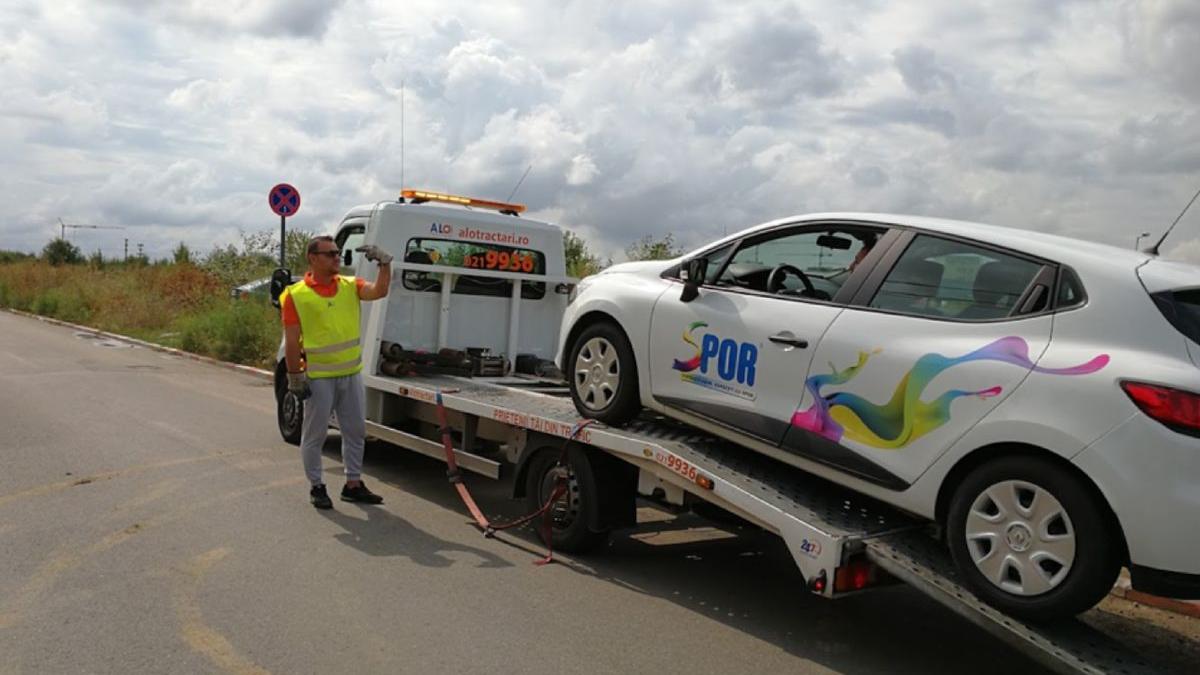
[{"xmin": 274, "ymin": 190, "xmax": 576, "ymax": 442}]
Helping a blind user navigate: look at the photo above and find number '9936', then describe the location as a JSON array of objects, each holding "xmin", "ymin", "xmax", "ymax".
[
  {"xmin": 464, "ymin": 250, "xmax": 536, "ymax": 273},
  {"xmin": 655, "ymin": 452, "xmax": 698, "ymax": 481}
]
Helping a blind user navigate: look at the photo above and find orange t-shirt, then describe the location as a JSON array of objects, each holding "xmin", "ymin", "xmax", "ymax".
[{"xmin": 280, "ymin": 272, "xmax": 367, "ymax": 327}]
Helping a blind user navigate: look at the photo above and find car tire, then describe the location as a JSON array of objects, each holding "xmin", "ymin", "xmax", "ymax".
[
  {"xmin": 276, "ymin": 367, "xmax": 303, "ymax": 445},
  {"xmin": 567, "ymin": 321, "xmax": 641, "ymax": 426},
  {"xmin": 946, "ymin": 455, "xmax": 1121, "ymax": 621},
  {"xmin": 524, "ymin": 446, "xmax": 610, "ymax": 553}
]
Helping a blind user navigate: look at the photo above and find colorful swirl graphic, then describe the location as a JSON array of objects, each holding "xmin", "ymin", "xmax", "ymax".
[
  {"xmin": 672, "ymin": 321, "xmax": 708, "ymax": 372},
  {"xmin": 791, "ymin": 336, "xmax": 1108, "ymax": 449}
]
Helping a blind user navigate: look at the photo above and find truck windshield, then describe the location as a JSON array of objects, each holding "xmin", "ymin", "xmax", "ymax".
[{"xmin": 402, "ymin": 237, "xmax": 546, "ymax": 300}]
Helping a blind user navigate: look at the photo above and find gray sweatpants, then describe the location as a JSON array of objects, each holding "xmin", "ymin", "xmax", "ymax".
[{"xmin": 301, "ymin": 371, "xmax": 366, "ymax": 486}]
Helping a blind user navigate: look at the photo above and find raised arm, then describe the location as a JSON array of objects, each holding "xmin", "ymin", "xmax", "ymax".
[{"xmin": 355, "ymin": 245, "xmax": 392, "ymax": 301}]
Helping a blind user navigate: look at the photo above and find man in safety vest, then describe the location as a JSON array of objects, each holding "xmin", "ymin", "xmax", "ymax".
[{"xmin": 280, "ymin": 235, "xmax": 392, "ymax": 509}]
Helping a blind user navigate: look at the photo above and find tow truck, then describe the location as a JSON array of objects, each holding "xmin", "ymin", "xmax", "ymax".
[{"xmin": 274, "ymin": 190, "xmax": 1166, "ymax": 675}]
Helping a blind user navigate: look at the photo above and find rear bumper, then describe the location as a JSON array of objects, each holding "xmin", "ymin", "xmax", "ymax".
[{"xmin": 1131, "ymin": 565, "xmax": 1200, "ymax": 600}]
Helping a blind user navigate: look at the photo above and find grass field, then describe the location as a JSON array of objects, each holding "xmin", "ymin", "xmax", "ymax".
[{"xmin": 0, "ymin": 261, "xmax": 282, "ymax": 368}]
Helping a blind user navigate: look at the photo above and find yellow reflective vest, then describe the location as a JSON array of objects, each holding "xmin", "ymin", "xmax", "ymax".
[{"xmin": 283, "ymin": 277, "xmax": 362, "ymax": 379}]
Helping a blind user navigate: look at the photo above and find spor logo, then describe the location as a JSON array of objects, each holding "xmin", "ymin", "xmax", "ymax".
[
  {"xmin": 672, "ymin": 321, "xmax": 757, "ymax": 385},
  {"xmin": 672, "ymin": 322, "xmax": 758, "ymax": 399}
]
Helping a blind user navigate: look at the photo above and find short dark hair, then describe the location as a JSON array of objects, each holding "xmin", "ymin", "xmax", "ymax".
[{"xmin": 307, "ymin": 235, "xmax": 335, "ymax": 255}]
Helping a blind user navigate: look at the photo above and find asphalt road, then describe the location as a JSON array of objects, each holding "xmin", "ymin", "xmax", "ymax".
[{"xmin": 0, "ymin": 310, "xmax": 1195, "ymax": 675}]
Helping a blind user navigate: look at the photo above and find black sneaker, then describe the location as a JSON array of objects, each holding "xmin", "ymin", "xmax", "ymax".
[
  {"xmin": 310, "ymin": 484, "xmax": 333, "ymax": 510},
  {"xmin": 341, "ymin": 481, "xmax": 384, "ymax": 504}
]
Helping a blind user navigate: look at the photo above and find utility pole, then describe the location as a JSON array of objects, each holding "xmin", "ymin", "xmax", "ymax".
[{"xmin": 124, "ymin": 239, "xmax": 129, "ymax": 261}]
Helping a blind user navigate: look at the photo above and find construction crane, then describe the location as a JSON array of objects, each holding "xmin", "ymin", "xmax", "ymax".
[{"xmin": 58, "ymin": 218, "xmax": 124, "ymax": 239}]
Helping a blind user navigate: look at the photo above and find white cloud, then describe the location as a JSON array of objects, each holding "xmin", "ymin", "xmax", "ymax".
[
  {"xmin": 566, "ymin": 154, "xmax": 599, "ymax": 186},
  {"xmin": 1, "ymin": 0, "xmax": 1200, "ymax": 265}
]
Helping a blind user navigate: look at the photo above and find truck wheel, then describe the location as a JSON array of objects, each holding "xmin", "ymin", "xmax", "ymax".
[
  {"xmin": 524, "ymin": 446, "xmax": 609, "ymax": 553},
  {"xmin": 277, "ymin": 383, "xmax": 303, "ymax": 445},
  {"xmin": 568, "ymin": 321, "xmax": 640, "ymax": 426},
  {"xmin": 946, "ymin": 455, "xmax": 1121, "ymax": 621}
]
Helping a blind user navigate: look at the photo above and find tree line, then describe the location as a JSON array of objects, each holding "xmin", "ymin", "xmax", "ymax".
[{"xmin": 6, "ymin": 229, "xmax": 686, "ymax": 284}]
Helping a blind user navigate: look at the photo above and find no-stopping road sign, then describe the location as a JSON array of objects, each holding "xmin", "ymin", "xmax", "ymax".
[{"xmin": 269, "ymin": 183, "xmax": 301, "ymax": 217}]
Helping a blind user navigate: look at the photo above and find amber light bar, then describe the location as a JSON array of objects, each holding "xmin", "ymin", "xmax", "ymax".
[{"xmin": 401, "ymin": 189, "xmax": 526, "ymax": 214}]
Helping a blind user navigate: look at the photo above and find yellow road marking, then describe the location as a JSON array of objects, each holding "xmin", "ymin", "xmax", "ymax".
[
  {"xmin": 173, "ymin": 548, "xmax": 271, "ymax": 675},
  {"xmin": 0, "ymin": 447, "xmax": 279, "ymax": 509},
  {"xmin": 151, "ymin": 371, "xmax": 275, "ymax": 415},
  {"xmin": 110, "ymin": 477, "xmax": 183, "ymax": 514},
  {"xmin": 0, "ymin": 476, "xmax": 303, "ymax": 630}
]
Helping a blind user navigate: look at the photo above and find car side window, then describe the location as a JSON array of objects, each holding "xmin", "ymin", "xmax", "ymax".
[
  {"xmin": 868, "ymin": 235, "xmax": 1042, "ymax": 320},
  {"xmin": 714, "ymin": 227, "xmax": 882, "ymax": 300},
  {"xmin": 701, "ymin": 243, "xmax": 735, "ymax": 283},
  {"xmin": 1056, "ymin": 267, "xmax": 1085, "ymax": 309}
]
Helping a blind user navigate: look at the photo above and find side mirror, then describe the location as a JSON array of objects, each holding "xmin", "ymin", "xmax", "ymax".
[
  {"xmin": 269, "ymin": 267, "xmax": 292, "ymax": 309},
  {"xmin": 680, "ymin": 257, "xmax": 707, "ymax": 303}
]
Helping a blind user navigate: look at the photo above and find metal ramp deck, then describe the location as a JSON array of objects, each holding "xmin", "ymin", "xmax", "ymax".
[{"xmin": 372, "ymin": 373, "xmax": 1167, "ymax": 675}]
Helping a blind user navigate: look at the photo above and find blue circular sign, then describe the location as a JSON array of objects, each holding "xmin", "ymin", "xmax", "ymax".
[{"xmin": 269, "ymin": 183, "xmax": 301, "ymax": 217}]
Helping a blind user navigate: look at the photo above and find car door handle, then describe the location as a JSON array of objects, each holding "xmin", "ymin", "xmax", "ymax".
[{"xmin": 768, "ymin": 333, "xmax": 808, "ymax": 349}]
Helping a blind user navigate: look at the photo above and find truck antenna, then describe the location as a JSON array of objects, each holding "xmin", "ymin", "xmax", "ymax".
[
  {"xmin": 1146, "ymin": 181, "xmax": 1200, "ymax": 256},
  {"xmin": 507, "ymin": 163, "xmax": 532, "ymax": 203},
  {"xmin": 400, "ymin": 79, "xmax": 405, "ymax": 195}
]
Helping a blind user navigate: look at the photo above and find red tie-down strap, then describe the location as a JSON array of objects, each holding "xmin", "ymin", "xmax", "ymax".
[{"xmin": 436, "ymin": 389, "xmax": 595, "ymax": 565}]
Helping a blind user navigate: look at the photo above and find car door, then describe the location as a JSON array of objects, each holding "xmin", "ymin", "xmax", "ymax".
[
  {"xmin": 648, "ymin": 223, "xmax": 892, "ymax": 443},
  {"xmin": 785, "ymin": 232, "xmax": 1082, "ymax": 488}
]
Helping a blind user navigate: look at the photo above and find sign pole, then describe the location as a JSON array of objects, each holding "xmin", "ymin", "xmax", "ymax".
[{"xmin": 267, "ymin": 183, "xmax": 301, "ymax": 308}]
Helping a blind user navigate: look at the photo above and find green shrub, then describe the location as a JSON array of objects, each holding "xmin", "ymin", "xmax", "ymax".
[
  {"xmin": 24, "ymin": 288, "xmax": 90, "ymax": 323},
  {"xmin": 180, "ymin": 301, "xmax": 280, "ymax": 367},
  {"xmin": 33, "ymin": 288, "xmax": 92, "ymax": 323},
  {"xmin": 42, "ymin": 238, "xmax": 83, "ymax": 266},
  {"xmin": 30, "ymin": 293, "xmax": 57, "ymax": 316}
]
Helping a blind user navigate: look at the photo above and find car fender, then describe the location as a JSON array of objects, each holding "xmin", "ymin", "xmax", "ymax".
[{"xmin": 559, "ymin": 274, "xmax": 671, "ymax": 407}]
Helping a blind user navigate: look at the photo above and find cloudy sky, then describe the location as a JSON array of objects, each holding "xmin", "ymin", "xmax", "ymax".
[{"xmin": 2, "ymin": 0, "xmax": 1199, "ymax": 263}]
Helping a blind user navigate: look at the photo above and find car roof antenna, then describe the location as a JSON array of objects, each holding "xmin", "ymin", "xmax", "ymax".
[{"xmin": 1145, "ymin": 181, "xmax": 1200, "ymax": 256}]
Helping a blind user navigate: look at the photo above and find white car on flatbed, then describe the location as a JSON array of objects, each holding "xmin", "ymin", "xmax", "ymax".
[{"xmin": 558, "ymin": 212, "xmax": 1200, "ymax": 619}]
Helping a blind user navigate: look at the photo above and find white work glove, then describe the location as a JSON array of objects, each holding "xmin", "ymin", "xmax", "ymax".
[
  {"xmin": 355, "ymin": 245, "xmax": 393, "ymax": 265},
  {"xmin": 287, "ymin": 371, "xmax": 311, "ymax": 400}
]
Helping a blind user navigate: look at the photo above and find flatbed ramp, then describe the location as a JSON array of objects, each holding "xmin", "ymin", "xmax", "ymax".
[
  {"xmin": 373, "ymin": 374, "xmax": 1165, "ymax": 675},
  {"xmin": 866, "ymin": 533, "xmax": 1159, "ymax": 675}
]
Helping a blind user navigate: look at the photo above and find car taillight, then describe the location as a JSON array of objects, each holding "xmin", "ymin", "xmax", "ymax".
[{"xmin": 1120, "ymin": 381, "xmax": 1200, "ymax": 436}]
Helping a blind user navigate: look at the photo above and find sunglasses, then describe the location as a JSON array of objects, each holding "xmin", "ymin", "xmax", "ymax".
[{"xmin": 312, "ymin": 249, "xmax": 341, "ymax": 258}]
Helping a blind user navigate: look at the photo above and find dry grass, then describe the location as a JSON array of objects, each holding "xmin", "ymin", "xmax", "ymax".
[{"xmin": 0, "ymin": 261, "xmax": 281, "ymax": 368}]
